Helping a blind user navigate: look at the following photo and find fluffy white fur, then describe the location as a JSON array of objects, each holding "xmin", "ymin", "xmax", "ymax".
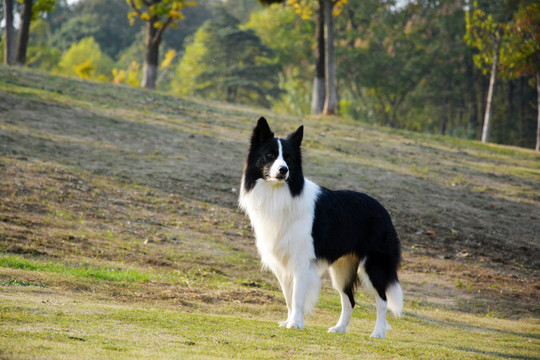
[{"xmin": 239, "ymin": 174, "xmax": 322, "ymax": 329}]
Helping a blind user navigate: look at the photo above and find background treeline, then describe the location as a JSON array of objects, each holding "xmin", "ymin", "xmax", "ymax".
[{"xmin": 1, "ymin": 0, "xmax": 538, "ymax": 149}]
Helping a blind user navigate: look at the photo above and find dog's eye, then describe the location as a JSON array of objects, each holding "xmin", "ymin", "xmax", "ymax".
[{"xmin": 266, "ymin": 153, "xmax": 275, "ymax": 159}]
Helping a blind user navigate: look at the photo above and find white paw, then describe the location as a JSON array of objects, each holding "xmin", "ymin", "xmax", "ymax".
[
  {"xmin": 370, "ymin": 329, "xmax": 386, "ymax": 339},
  {"xmin": 286, "ymin": 320, "xmax": 304, "ymax": 329},
  {"xmin": 328, "ymin": 325, "xmax": 347, "ymax": 334},
  {"xmin": 278, "ymin": 320, "xmax": 288, "ymax": 327}
]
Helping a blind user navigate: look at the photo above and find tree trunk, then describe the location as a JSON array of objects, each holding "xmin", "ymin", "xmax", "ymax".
[
  {"xmin": 465, "ymin": 9, "xmax": 478, "ymax": 138},
  {"xmin": 534, "ymin": 71, "xmax": 540, "ymax": 151},
  {"xmin": 311, "ymin": 0, "xmax": 325, "ymax": 115},
  {"xmin": 465, "ymin": 50, "xmax": 477, "ymax": 138},
  {"xmin": 519, "ymin": 77, "xmax": 525, "ymax": 145},
  {"xmin": 440, "ymin": 97, "xmax": 449, "ymax": 135},
  {"xmin": 15, "ymin": 0, "xmax": 33, "ymax": 66},
  {"xmin": 481, "ymin": 32, "xmax": 501, "ymax": 144},
  {"xmin": 3, "ymin": 0, "xmax": 16, "ymax": 65},
  {"xmin": 141, "ymin": 20, "xmax": 161, "ymax": 90},
  {"xmin": 322, "ymin": 0, "xmax": 338, "ymax": 115}
]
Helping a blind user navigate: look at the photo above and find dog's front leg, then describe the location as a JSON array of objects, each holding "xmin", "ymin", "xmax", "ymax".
[
  {"xmin": 287, "ymin": 270, "xmax": 308, "ymax": 329},
  {"xmin": 286, "ymin": 260, "xmax": 321, "ymax": 329},
  {"xmin": 274, "ymin": 270, "xmax": 293, "ymax": 327}
]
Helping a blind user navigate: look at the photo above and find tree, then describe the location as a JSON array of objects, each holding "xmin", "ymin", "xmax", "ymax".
[
  {"xmin": 321, "ymin": 0, "xmax": 338, "ymax": 114},
  {"xmin": 50, "ymin": 0, "xmax": 140, "ymax": 59},
  {"xmin": 246, "ymin": 4, "xmax": 313, "ymax": 114},
  {"xmin": 15, "ymin": 0, "xmax": 33, "ymax": 65},
  {"xmin": 258, "ymin": 0, "xmax": 343, "ymax": 115},
  {"xmin": 57, "ymin": 36, "xmax": 114, "ymax": 81},
  {"xmin": 311, "ymin": 0, "xmax": 325, "ymax": 114},
  {"xmin": 409, "ymin": 1, "xmax": 469, "ymax": 135},
  {"xmin": 14, "ymin": 0, "xmax": 57, "ymax": 66},
  {"xmin": 465, "ymin": 0, "xmax": 517, "ymax": 144},
  {"xmin": 498, "ymin": 2, "xmax": 540, "ymax": 151},
  {"xmin": 126, "ymin": 0, "xmax": 196, "ymax": 89},
  {"xmin": 173, "ymin": 10, "xmax": 282, "ymax": 107},
  {"xmin": 3, "ymin": 0, "xmax": 16, "ymax": 64},
  {"xmin": 26, "ymin": 18, "xmax": 61, "ymax": 70},
  {"xmin": 337, "ymin": 0, "xmax": 430, "ymax": 127},
  {"xmin": 171, "ymin": 26, "xmax": 206, "ymax": 96}
]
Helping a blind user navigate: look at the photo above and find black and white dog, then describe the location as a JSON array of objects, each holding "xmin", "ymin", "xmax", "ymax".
[{"xmin": 239, "ymin": 118, "xmax": 402, "ymax": 337}]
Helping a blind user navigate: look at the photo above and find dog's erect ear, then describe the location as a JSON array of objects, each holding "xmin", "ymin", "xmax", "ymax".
[
  {"xmin": 286, "ymin": 125, "xmax": 303, "ymax": 147},
  {"xmin": 251, "ymin": 117, "xmax": 274, "ymax": 145}
]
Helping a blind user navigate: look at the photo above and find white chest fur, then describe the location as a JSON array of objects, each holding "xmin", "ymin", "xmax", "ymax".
[{"xmin": 239, "ymin": 178, "xmax": 320, "ymax": 272}]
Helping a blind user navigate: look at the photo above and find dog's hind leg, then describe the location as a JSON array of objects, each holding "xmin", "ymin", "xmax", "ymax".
[
  {"xmin": 362, "ymin": 255, "xmax": 399, "ymax": 339},
  {"xmin": 370, "ymin": 296, "xmax": 388, "ymax": 338},
  {"xmin": 328, "ymin": 255, "xmax": 360, "ymax": 334}
]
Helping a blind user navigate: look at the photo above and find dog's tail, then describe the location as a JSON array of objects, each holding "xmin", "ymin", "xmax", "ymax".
[{"xmin": 386, "ymin": 281, "xmax": 403, "ymax": 317}]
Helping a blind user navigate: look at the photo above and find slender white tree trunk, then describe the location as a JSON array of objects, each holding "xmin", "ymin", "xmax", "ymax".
[
  {"xmin": 142, "ymin": 63, "xmax": 158, "ymax": 89},
  {"xmin": 322, "ymin": 0, "xmax": 338, "ymax": 115},
  {"xmin": 311, "ymin": 0, "xmax": 326, "ymax": 115},
  {"xmin": 534, "ymin": 70, "xmax": 540, "ymax": 151},
  {"xmin": 311, "ymin": 0, "xmax": 325, "ymax": 115},
  {"xmin": 312, "ymin": 77, "xmax": 325, "ymax": 114},
  {"xmin": 481, "ymin": 33, "xmax": 501, "ymax": 144}
]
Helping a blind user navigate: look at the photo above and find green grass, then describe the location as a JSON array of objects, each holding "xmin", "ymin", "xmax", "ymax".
[
  {"xmin": 0, "ymin": 254, "xmax": 155, "ymax": 283},
  {"xmin": 0, "ymin": 289, "xmax": 538, "ymax": 360}
]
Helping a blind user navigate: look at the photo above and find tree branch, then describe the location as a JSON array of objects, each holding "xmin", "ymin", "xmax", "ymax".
[
  {"xmin": 152, "ymin": 16, "xmax": 174, "ymax": 44},
  {"xmin": 128, "ymin": 0, "xmax": 141, "ymax": 15}
]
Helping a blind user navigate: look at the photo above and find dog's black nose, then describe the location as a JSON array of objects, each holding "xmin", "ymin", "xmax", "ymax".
[{"xmin": 279, "ymin": 166, "xmax": 288, "ymax": 175}]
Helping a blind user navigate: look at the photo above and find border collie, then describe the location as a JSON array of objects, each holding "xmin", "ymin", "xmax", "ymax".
[{"xmin": 239, "ymin": 117, "xmax": 403, "ymax": 338}]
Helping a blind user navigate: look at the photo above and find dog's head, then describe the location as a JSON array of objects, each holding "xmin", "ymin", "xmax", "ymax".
[{"xmin": 243, "ymin": 117, "xmax": 304, "ymax": 194}]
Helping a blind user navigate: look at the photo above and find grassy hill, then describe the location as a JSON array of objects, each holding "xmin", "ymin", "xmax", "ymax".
[{"xmin": 0, "ymin": 66, "xmax": 539, "ymax": 359}]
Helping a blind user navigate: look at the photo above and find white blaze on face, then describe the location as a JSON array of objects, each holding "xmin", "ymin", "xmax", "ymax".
[{"xmin": 269, "ymin": 139, "xmax": 289, "ymax": 181}]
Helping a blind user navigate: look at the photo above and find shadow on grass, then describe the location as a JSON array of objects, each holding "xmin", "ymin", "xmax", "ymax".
[
  {"xmin": 406, "ymin": 311, "xmax": 540, "ymax": 340},
  {"xmin": 454, "ymin": 347, "xmax": 540, "ymax": 360}
]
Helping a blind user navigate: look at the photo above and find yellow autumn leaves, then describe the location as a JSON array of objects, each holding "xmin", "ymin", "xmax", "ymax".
[
  {"xmin": 127, "ymin": 0, "xmax": 197, "ymax": 28},
  {"xmin": 287, "ymin": 0, "xmax": 348, "ymax": 20},
  {"xmin": 112, "ymin": 50, "xmax": 176, "ymax": 86}
]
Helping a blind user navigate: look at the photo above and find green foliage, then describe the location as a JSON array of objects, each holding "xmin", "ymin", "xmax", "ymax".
[
  {"xmin": 57, "ymin": 37, "xmax": 114, "ymax": 81},
  {"xmin": 499, "ymin": 2, "xmax": 540, "ymax": 80},
  {"xmin": 336, "ymin": 0, "xmax": 432, "ymax": 126},
  {"xmin": 160, "ymin": 2, "xmax": 212, "ymax": 51},
  {"xmin": 2, "ymin": 0, "xmax": 536, "ymax": 148},
  {"xmin": 246, "ymin": 4, "xmax": 312, "ymax": 69},
  {"xmin": 50, "ymin": 0, "xmax": 140, "ymax": 59},
  {"xmin": 171, "ymin": 28, "xmax": 208, "ymax": 95},
  {"xmin": 464, "ymin": 1, "xmax": 505, "ymax": 75},
  {"xmin": 173, "ymin": 10, "xmax": 282, "ymax": 107},
  {"xmin": 22, "ymin": 0, "xmax": 57, "ymax": 20},
  {"xmin": 26, "ymin": 19, "xmax": 61, "ymax": 70},
  {"xmin": 245, "ymin": 4, "xmax": 313, "ymax": 114}
]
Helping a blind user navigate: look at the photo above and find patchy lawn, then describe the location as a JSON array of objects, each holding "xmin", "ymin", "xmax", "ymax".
[{"xmin": 0, "ymin": 67, "xmax": 538, "ymax": 359}]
